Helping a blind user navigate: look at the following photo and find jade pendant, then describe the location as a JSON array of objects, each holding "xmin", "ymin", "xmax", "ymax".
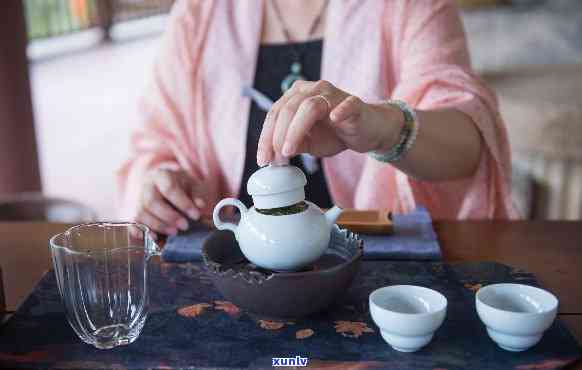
[{"xmin": 281, "ymin": 62, "xmax": 306, "ymax": 93}]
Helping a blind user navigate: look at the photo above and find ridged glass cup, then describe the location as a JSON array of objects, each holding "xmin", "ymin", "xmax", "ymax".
[{"xmin": 49, "ymin": 222, "xmax": 160, "ymax": 349}]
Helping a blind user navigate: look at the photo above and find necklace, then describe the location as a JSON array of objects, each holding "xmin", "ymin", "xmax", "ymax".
[{"xmin": 271, "ymin": 0, "xmax": 329, "ymax": 93}]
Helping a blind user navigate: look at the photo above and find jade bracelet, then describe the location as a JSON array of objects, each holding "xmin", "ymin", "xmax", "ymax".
[{"xmin": 368, "ymin": 99, "xmax": 419, "ymax": 163}]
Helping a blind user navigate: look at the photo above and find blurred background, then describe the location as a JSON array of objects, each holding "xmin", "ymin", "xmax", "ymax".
[{"xmin": 0, "ymin": 0, "xmax": 581, "ymax": 222}]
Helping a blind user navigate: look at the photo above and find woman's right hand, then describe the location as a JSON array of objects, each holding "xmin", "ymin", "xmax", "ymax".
[{"xmin": 136, "ymin": 168, "xmax": 207, "ymax": 238}]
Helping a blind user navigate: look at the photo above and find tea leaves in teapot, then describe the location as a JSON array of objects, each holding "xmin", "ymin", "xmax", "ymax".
[{"xmin": 256, "ymin": 201, "xmax": 308, "ymax": 216}]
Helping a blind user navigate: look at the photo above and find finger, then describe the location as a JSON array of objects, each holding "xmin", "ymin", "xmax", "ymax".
[
  {"xmin": 299, "ymin": 79, "xmax": 334, "ymax": 95},
  {"xmin": 330, "ymin": 97, "xmax": 365, "ymax": 139},
  {"xmin": 257, "ymin": 82, "xmax": 307, "ymax": 166},
  {"xmin": 146, "ymin": 190, "xmax": 189, "ymax": 231},
  {"xmin": 128, "ymin": 224, "xmax": 159, "ymax": 242},
  {"xmin": 282, "ymin": 95, "xmax": 330, "ymax": 157},
  {"xmin": 290, "ymin": 79, "xmax": 310, "ymax": 91},
  {"xmin": 128, "ymin": 224, "xmax": 145, "ymax": 240},
  {"xmin": 136, "ymin": 208, "xmax": 177, "ymax": 236},
  {"xmin": 273, "ymin": 91, "xmax": 312, "ymax": 156},
  {"xmin": 257, "ymin": 109, "xmax": 276, "ymax": 166},
  {"xmin": 305, "ymin": 81, "xmax": 348, "ymax": 113},
  {"xmin": 194, "ymin": 198, "xmax": 206, "ymax": 208},
  {"xmin": 154, "ymin": 171, "xmax": 198, "ymax": 220},
  {"xmin": 189, "ymin": 181, "xmax": 212, "ymax": 219},
  {"xmin": 330, "ymin": 95, "xmax": 363, "ymax": 123}
]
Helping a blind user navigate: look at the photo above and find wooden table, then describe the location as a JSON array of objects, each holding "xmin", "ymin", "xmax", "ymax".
[
  {"xmin": 0, "ymin": 221, "xmax": 581, "ymax": 368},
  {"xmin": 0, "ymin": 222, "xmax": 70, "ymax": 312}
]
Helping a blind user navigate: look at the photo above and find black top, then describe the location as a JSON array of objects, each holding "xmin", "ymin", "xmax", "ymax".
[{"xmin": 239, "ymin": 39, "xmax": 333, "ymax": 209}]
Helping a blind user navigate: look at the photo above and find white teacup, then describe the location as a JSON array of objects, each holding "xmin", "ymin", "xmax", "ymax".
[
  {"xmin": 369, "ymin": 285, "xmax": 447, "ymax": 352},
  {"xmin": 476, "ymin": 283, "xmax": 558, "ymax": 352}
]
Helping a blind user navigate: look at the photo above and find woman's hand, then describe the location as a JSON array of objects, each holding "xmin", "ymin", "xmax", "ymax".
[
  {"xmin": 135, "ymin": 168, "xmax": 207, "ymax": 238},
  {"xmin": 257, "ymin": 80, "xmax": 404, "ymax": 166}
]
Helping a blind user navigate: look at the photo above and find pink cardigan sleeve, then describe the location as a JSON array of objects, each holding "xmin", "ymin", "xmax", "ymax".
[
  {"xmin": 116, "ymin": 1, "xmax": 213, "ymax": 219},
  {"xmin": 387, "ymin": 0, "xmax": 516, "ymax": 219}
]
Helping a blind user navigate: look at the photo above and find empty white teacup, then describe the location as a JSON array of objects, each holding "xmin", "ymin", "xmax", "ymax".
[
  {"xmin": 476, "ymin": 283, "xmax": 558, "ymax": 352},
  {"xmin": 369, "ymin": 285, "xmax": 447, "ymax": 352}
]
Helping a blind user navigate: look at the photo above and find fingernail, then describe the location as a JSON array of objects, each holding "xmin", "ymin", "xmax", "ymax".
[
  {"xmin": 188, "ymin": 209, "xmax": 200, "ymax": 220},
  {"xmin": 282, "ymin": 143, "xmax": 294, "ymax": 157},
  {"xmin": 166, "ymin": 227, "xmax": 178, "ymax": 236},
  {"xmin": 194, "ymin": 198, "xmax": 206, "ymax": 208},
  {"xmin": 177, "ymin": 218, "xmax": 189, "ymax": 231}
]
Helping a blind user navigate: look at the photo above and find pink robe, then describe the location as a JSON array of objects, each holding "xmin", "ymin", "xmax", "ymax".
[{"xmin": 117, "ymin": 0, "xmax": 516, "ymax": 220}]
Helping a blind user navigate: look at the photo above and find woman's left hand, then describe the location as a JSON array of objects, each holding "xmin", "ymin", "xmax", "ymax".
[{"xmin": 257, "ymin": 80, "xmax": 404, "ymax": 166}]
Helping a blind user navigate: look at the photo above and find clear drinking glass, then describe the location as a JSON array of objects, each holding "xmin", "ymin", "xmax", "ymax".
[{"xmin": 49, "ymin": 222, "xmax": 160, "ymax": 349}]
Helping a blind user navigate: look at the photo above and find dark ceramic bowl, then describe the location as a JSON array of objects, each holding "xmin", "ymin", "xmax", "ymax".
[{"xmin": 202, "ymin": 226, "xmax": 363, "ymax": 320}]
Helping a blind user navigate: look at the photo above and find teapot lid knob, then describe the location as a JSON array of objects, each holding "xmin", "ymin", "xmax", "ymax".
[{"xmin": 247, "ymin": 164, "xmax": 307, "ymax": 209}]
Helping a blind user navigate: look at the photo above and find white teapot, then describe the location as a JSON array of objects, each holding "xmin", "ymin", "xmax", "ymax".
[{"xmin": 212, "ymin": 164, "xmax": 343, "ymax": 271}]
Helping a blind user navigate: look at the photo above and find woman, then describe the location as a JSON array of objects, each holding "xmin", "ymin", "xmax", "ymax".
[{"xmin": 118, "ymin": 0, "xmax": 516, "ymax": 237}]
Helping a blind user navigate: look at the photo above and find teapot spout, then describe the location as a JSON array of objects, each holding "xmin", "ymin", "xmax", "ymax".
[{"xmin": 324, "ymin": 205, "xmax": 343, "ymax": 227}]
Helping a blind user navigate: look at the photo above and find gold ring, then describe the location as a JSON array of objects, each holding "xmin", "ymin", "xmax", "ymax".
[{"xmin": 316, "ymin": 94, "xmax": 333, "ymax": 111}]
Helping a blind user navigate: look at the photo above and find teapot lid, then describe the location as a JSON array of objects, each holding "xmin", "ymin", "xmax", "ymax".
[{"xmin": 247, "ymin": 165, "xmax": 307, "ymax": 209}]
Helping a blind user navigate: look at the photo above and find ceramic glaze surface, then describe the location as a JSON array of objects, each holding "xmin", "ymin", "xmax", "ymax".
[
  {"xmin": 238, "ymin": 202, "xmax": 330, "ymax": 271},
  {"xmin": 247, "ymin": 165, "xmax": 307, "ymax": 196},
  {"xmin": 476, "ymin": 283, "xmax": 558, "ymax": 352},
  {"xmin": 369, "ymin": 285, "xmax": 447, "ymax": 352},
  {"xmin": 247, "ymin": 164, "xmax": 307, "ymax": 209},
  {"xmin": 213, "ymin": 164, "xmax": 343, "ymax": 271}
]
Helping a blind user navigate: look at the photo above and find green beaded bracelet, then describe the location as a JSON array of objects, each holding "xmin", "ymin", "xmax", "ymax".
[{"xmin": 368, "ymin": 100, "xmax": 419, "ymax": 163}]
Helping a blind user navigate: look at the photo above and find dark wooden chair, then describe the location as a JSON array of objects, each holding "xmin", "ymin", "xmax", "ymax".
[{"xmin": 0, "ymin": 192, "xmax": 95, "ymax": 222}]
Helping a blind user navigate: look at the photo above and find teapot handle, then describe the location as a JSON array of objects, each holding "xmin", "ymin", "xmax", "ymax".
[{"xmin": 212, "ymin": 198, "xmax": 248, "ymax": 234}]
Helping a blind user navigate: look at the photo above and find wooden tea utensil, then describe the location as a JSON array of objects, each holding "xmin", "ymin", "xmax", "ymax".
[{"xmin": 336, "ymin": 209, "xmax": 393, "ymax": 235}]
